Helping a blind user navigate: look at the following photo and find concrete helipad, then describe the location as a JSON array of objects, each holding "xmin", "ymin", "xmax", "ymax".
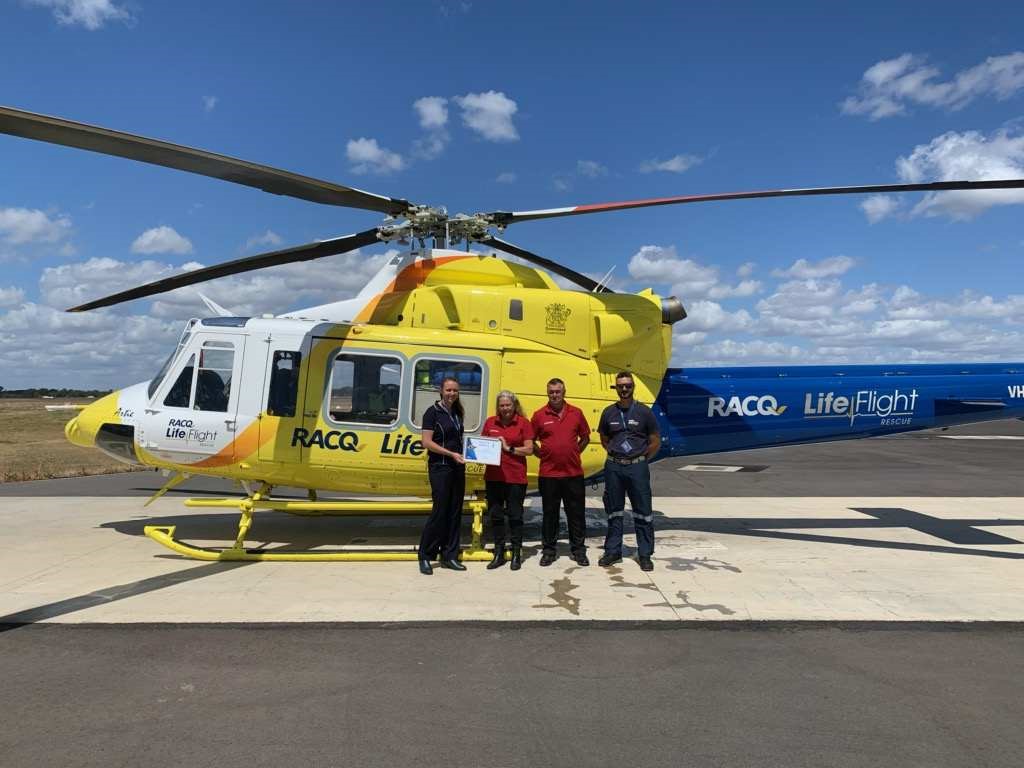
[{"xmin": 2, "ymin": 493, "xmax": 1023, "ymax": 624}]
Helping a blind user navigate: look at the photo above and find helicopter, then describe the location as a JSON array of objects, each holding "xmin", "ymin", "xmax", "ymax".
[{"xmin": 3, "ymin": 105, "xmax": 1024, "ymax": 562}]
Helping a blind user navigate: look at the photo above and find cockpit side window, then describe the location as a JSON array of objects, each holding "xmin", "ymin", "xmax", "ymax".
[
  {"xmin": 148, "ymin": 319, "xmax": 198, "ymax": 400},
  {"xmin": 163, "ymin": 354, "xmax": 196, "ymax": 408}
]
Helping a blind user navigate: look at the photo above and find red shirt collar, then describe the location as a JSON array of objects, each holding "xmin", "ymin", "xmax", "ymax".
[{"xmin": 544, "ymin": 402, "xmax": 573, "ymax": 418}]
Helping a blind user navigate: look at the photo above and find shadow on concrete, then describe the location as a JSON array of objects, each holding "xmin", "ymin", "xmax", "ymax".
[
  {"xmin": 0, "ymin": 561, "xmax": 251, "ymax": 631},
  {"xmin": 94, "ymin": 502, "xmax": 1024, "ymax": 563}
]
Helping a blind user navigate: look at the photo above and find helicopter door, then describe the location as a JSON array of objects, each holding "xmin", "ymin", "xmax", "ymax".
[
  {"xmin": 256, "ymin": 342, "xmax": 306, "ymax": 466},
  {"xmin": 143, "ymin": 333, "xmax": 245, "ymax": 464},
  {"xmin": 298, "ymin": 340, "xmax": 405, "ymax": 493}
]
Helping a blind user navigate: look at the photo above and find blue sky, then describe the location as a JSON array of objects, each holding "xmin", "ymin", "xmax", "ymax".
[{"xmin": 1, "ymin": 1, "xmax": 1023, "ymax": 388}]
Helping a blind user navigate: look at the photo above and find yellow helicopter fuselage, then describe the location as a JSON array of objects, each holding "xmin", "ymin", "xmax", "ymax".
[{"xmin": 68, "ymin": 251, "xmax": 675, "ymax": 496}]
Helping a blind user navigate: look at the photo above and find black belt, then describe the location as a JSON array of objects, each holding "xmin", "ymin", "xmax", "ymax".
[{"xmin": 608, "ymin": 455, "xmax": 646, "ymax": 465}]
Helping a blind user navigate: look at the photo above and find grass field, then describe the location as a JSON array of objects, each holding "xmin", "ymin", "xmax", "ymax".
[{"xmin": 0, "ymin": 399, "xmax": 142, "ymax": 482}]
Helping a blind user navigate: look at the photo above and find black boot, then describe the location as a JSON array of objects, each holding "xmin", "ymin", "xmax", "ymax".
[
  {"xmin": 510, "ymin": 545, "xmax": 522, "ymax": 571},
  {"xmin": 487, "ymin": 544, "xmax": 507, "ymax": 570}
]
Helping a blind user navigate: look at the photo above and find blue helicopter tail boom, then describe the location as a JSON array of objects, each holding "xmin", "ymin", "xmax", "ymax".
[{"xmin": 654, "ymin": 363, "xmax": 1024, "ymax": 457}]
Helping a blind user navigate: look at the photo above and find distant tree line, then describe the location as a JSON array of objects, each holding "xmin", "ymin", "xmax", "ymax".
[{"xmin": 0, "ymin": 386, "xmax": 113, "ymax": 398}]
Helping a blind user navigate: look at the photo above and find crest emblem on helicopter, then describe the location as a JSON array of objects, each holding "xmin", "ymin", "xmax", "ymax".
[{"xmin": 544, "ymin": 303, "xmax": 572, "ymax": 334}]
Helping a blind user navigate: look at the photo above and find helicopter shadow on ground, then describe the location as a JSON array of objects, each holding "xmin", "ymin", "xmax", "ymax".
[
  {"xmin": 101, "ymin": 510, "xmax": 553, "ymax": 560},
  {"xmin": 640, "ymin": 504, "xmax": 1024, "ymax": 561}
]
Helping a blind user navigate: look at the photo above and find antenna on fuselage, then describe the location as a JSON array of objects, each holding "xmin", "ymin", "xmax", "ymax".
[{"xmin": 593, "ymin": 265, "xmax": 616, "ymax": 293}]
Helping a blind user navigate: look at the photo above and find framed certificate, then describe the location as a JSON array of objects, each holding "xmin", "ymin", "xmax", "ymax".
[{"xmin": 465, "ymin": 436, "xmax": 502, "ymax": 466}]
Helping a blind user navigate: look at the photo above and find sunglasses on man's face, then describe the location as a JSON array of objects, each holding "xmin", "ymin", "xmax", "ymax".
[{"xmin": 616, "ymin": 383, "xmax": 634, "ymax": 390}]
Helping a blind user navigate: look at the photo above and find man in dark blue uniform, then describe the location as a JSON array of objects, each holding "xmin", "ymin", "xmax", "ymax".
[{"xmin": 597, "ymin": 371, "xmax": 661, "ymax": 572}]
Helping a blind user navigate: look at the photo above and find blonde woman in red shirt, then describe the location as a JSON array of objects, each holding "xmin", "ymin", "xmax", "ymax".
[{"xmin": 481, "ymin": 390, "xmax": 534, "ymax": 570}]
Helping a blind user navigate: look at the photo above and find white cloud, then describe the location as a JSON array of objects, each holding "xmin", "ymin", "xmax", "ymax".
[
  {"xmin": 26, "ymin": 0, "xmax": 132, "ymax": 30},
  {"xmin": 628, "ymin": 245, "xmax": 718, "ymax": 296},
  {"xmin": 0, "ymin": 286, "xmax": 25, "ymax": 308},
  {"xmin": 737, "ymin": 262, "xmax": 756, "ymax": 278},
  {"xmin": 413, "ymin": 97, "xmax": 448, "ymax": 130},
  {"xmin": 895, "ymin": 128, "xmax": 1024, "ymax": 219},
  {"xmin": 244, "ymin": 230, "xmax": 283, "ymax": 251},
  {"xmin": 496, "ymin": 172, "xmax": 517, "ymax": 184},
  {"xmin": 639, "ymin": 154, "xmax": 702, "ymax": 174},
  {"xmin": 683, "ymin": 300, "xmax": 754, "ymax": 333},
  {"xmin": 680, "ymin": 339, "xmax": 806, "ymax": 366},
  {"xmin": 411, "ymin": 97, "xmax": 450, "ymax": 160},
  {"xmin": 40, "ymin": 257, "xmax": 174, "ymax": 308},
  {"xmin": 130, "ymin": 226, "xmax": 194, "ymax": 255},
  {"xmin": 772, "ymin": 255, "xmax": 855, "ymax": 279},
  {"xmin": 0, "ymin": 207, "xmax": 72, "ymax": 245},
  {"xmin": 861, "ymin": 195, "xmax": 901, "ymax": 224},
  {"xmin": 346, "ymin": 137, "xmax": 406, "ymax": 175},
  {"xmin": 842, "ymin": 52, "xmax": 1024, "ymax": 120},
  {"xmin": 412, "ymin": 132, "xmax": 449, "ymax": 161},
  {"xmin": 203, "ymin": 95, "xmax": 218, "ymax": 112},
  {"xmin": 0, "ymin": 302, "xmax": 181, "ymax": 389},
  {"xmin": 454, "ymin": 91, "xmax": 519, "ymax": 142},
  {"xmin": 709, "ymin": 280, "xmax": 761, "ymax": 300},
  {"xmin": 576, "ymin": 160, "xmax": 608, "ymax": 178},
  {"xmin": 628, "ymin": 245, "xmax": 760, "ymax": 301}
]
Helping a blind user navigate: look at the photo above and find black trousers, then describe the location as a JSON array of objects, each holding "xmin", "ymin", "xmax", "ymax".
[
  {"xmin": 419, "ymin": 463, "xmax": 466, "ymax": 560},
  {"xmin": 538, "ymin": 475, "xmax": 587, "ymax": 556},
  {"xmin": 486, "ymin": 480, "xmax": 526, "ymax": 548}
]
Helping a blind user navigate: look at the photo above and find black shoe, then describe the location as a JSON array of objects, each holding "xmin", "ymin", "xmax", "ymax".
[
  {"xmin": 440, "ymin": 558, "xmax": 467, "ymax": 571},
  {"xmin": 510, "ymin": 546, "xmax": 522, "ymax": 571},
  {"xmin": 486, "ymin": 546, "xmax": 507, "ymax": 570},
  {"xmin": 539, "ymin": 552, "xmax": 557, "ymax": 567},
  {"xmin": 598, "ymin": 553, "xmax": 622, "ymax": 567},
  {"xmin": 572, "ymin": 553, "xmax": 590, "ymax": 567},
  {"xmin": 638, "ymin": 556, "xmax": 654, "ymax": 572},
  {"xmin": 418, "ymin": 559, "xmax": 433, "ymax": 575}
]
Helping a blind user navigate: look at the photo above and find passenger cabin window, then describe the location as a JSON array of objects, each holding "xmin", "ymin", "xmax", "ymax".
[
  {"xmin": 195, "ymin": 341, "xmax": 235, "ymax": 412},
  {"xmin": 164, "ymin": 354, "xmax": 195, "ymax": 408},
  {"xmin": 412, "ymin": 359, "xmax": 483, "ymax": 432},
  {"xmin": 267, "ymin": 351, "xmax": 301, "ymax": 417},
  {"xmin": 328, "ymin": 353, "xmax": 401, "ymax": 425}
]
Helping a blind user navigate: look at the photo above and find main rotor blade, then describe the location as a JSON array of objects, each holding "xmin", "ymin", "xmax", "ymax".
[
  {"xmin": 68, "ymin": 228, "xmax": 381, "ymax": 312},
  {"xmin": 489, "ymin": 178, "xmax": 1024, "ymax": 226},
  {"xmin": 0, "ymin": 105, "xmax": 409, "ymax": 215},
  {"xmin": 480, "ymin": 236, "xmax": 610, "ymax": 293}
]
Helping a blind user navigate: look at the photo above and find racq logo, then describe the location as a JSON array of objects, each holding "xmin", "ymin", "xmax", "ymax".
[
  {"xmin": 803, "ymin": 388, "xmax": 919, "ymax": 426},
  {"xmin": 708, "ymin": 395, "xmax": 788, "ymax": 417}
]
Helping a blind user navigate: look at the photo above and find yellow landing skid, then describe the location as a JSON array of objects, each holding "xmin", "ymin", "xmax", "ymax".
[{"xmin": 143, "ymin": 484, "xmax": 491, "ymax": 562}]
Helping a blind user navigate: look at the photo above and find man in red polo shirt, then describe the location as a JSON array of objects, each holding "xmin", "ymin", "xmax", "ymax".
[{"xmin": 530, "ymin": 377, "xmax": 592, "ymax": 566}]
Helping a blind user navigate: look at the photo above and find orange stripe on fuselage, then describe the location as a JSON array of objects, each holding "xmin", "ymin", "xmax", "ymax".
[
  {"xmin": 353, "ymin": 255, "xmax": 473, "ymax": 323},
  {"xmin": 191, "ymin": 419, "xmax": 271, "ymax": 468}
]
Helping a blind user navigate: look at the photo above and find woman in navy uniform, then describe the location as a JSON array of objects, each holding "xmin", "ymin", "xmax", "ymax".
[{"xmin": 418, "ymin": 376, "xmax": 467, "ymax": 575}]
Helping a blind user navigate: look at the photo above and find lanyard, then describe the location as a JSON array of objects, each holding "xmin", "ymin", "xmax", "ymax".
[
  {"xmin": 439, "ymin": 402, "xmax": 461, "ymax": 433},
  {"xmin": 618, "ymin": 403, "xmax": 634, "ymax": 431}
]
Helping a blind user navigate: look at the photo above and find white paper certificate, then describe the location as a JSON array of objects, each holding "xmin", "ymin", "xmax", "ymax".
[{"xmin": 465, "ymin": 436, "xmax": 502, "ymax": 466}]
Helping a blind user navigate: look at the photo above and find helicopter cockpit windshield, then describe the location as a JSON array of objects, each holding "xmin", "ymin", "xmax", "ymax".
[{"xmin": 147, "ymin": 318, "xmax": 199, "ymax": 399}]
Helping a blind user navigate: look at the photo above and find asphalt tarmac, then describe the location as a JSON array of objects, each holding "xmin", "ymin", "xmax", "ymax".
[
  {"xmin": 2, "ymin": 419, "xmax": 1023, "ymax": 766},
  {"xmin": 4, "ymin": 624, "xmax": 1023, "ymax": 767}
]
